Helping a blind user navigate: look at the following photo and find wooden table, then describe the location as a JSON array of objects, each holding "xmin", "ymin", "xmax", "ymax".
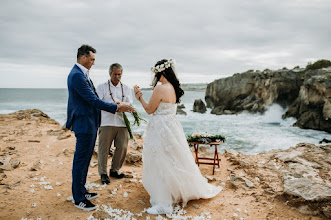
[{"xmin": 188, "ymin": 141, "xmax": 222, "ymax": 175}]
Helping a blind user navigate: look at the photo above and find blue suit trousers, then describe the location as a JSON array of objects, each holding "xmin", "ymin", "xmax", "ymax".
[{"xmin": 72, "ymin": 132, "xmax": 97, "ymax": 202}]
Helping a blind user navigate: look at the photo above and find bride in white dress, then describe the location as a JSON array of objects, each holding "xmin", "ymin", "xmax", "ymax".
[{"xmin": 133, "ymin": 59, "xmax": 222, "ymax": 215}]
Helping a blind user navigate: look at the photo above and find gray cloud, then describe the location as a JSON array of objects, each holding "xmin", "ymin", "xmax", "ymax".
[{"xmin": 0, "ymin": 0, "xmax": 330, "ymax": 87}]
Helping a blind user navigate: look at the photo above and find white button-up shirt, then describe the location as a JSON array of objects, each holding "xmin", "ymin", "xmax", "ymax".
[
  {"xmin": 76, "ymin": 63, "xmax": 89, "ymax": 78},
  {"xmin": 96, "ymin": 80, "xmax": 133, "ymax": 127}
]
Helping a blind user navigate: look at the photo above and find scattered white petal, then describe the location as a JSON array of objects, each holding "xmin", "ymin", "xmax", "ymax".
[
  {"xmin": 139, "ymin": 180, "xmax": 142, "ymax": 183},
  {"xmin": 59, "ymin": 162, "xmax": 63, "ymax": 165},
  {"xmin": 39, "ymin": 181, "xmax": 50, "ymax": 185},
  {"xmin": 51, "ymin": 159, "xmax": 55, "ymax": 162},
  {"xmin": 57, "ymin": 193, "xmax": 61, "ymax": 197},
  {"xmin": 31, "ymin": 203, "xmax": 37, "ymax": 208},
  {"xmin": 214, "ymin": 168, "xmax": 220, "ymax": 172},
  {"xmin": 30, "ymin": 189, "xmax": 35, "ymax": 193},
  {"xmin": 46, "ymin": 144, "xmax": 50, "ymax": 148},
  {"xmin": 233, "ymin": 212, "xmax": 238, "ymax": 217},
  {"xmin": 44, "ymin": 185, "xmax": 53, "ymax": 190},
  {"xmin": 227, "ymin": 176, "xmax": 230, "ymax": 180},
  {"xmin": 239, "ymin": 172, "xmax": 243, "ymax": 177},
  {"xmin": 56, "ymin": 182, "xmax": 61, "ymax": 186},
  {"xmin": 236, "ymin": 208, "xmax": 241, "ymax": 212},
  {"xmin": 33, "ymin": 177, "xmax": 38, "ymax": 181},
  {"xmin": 221, "ymin": 182, "xmax": 226, "ymax": 186},
  {"xmin": 30, "ymin": 184, "xmax": 35, "ymax": 188},
  {"xmin": 111, "ymin": 188, "xmax": 118, "ymax": 195},
  {"xmin": 119, "ymin": 184, "xmax": 122, "ymax": 188},
  {"xmin": 123, "ymin": 192, "xmax": 128, "ymax": 198},
  {"xmin": 255, "ymin": 177, "xmax": 260, "ymax": 181},
  {"xmin": 67, "ymin": 196, "xmax": 74, "ymax": 202},
  {"xmin": 244, "ymin": 209, "xmax": 248, "ymax": 213}
]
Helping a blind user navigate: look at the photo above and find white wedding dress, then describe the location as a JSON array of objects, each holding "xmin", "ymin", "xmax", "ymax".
[{"xmin": 142, "ymin": 102, "xmax": 222, "ymax": 214}]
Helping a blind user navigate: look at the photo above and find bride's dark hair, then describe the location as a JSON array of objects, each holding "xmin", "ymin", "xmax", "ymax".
[{"xmin": 151, "ymin": 59, "xmax": 184, "ymax": 103}]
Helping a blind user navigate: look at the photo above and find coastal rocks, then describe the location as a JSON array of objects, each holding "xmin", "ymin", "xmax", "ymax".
[
  {"xmin": 193, "ymin": 99, "xmax": 206, "ymax": 113},
  {"xmin": 57, "ymin": 134, "xmax": 71, "ymax": 140},
  {"xmin": 47, "ymin": 130, "xmax": 64, "ymax": 136},
  {"xmin": 206, "ymin": 69, "xmax": 301, "ymax": 114},
  {"xmin": 283, "ymin": 68, "xmax": 331, "ymax": 133},
  {"xmin": 11, "ymin": 159, "xmax": 20, "ymax": 169},
  {"xmin": 30, "ymin": 160, "xmax": 43, "ymax": 171},
  {"xmin": 92, "ymin": 210, "xmax": 111, "ymax": 220},
  {"xmin": 176, "ymin": 104, "xmax": 187, "ymax": 115},
  {"xmin": 125, "ymin": 152, "xmax": 142, "ymax": 164},
  {"xmin": 8, "ymin": 109, "xmax": 59, "ymax": 125},
  {"xmin": 205, "ymin": 65, "xmax": 331, "ymax": 132},
  {"xmin": 229, "ymin": 174, "xmax": 255, "ymax": 190},
  {"xmin": 224, "ymin": 143, "xmax": 331, "ymax": 218},
  {"xmin": 0, "ymin": 156, "xmax": 12, "ymax": 171},
  {"xmin": 47, "ymin": 129, "xmax": 71, "ymax": 140}
]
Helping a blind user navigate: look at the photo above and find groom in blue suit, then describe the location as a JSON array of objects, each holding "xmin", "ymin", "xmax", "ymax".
[{"xmin": 66, "ymin": 44, "xmax": 134, "ymax": 211}]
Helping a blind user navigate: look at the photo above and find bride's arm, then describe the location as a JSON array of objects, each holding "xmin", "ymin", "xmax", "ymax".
[{"xmin": 136, "ymin": 85, "xmax": 162, "ymax": 114}]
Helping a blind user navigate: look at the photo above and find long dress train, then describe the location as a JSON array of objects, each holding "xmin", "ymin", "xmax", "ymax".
[{"xmin": 142, "ymin": 102, "xmax": 222, "ymax": 213}]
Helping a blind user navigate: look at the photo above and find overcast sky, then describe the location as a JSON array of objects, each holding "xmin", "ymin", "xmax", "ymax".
[{"xmin": 1, "ymin": 0, "xmax": 330, "ymax": 88}]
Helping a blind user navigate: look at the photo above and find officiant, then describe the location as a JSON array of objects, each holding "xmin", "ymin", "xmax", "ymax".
[{"xmin": 96, "ymin": 63, "xmax": 133, "ymax": 184}]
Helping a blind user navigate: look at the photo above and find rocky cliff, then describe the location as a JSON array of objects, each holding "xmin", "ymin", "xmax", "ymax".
[
  {"xmin": 205, "ymin": 66, "xmax": 331, "ymax": 133},
  {"xmin": 283, "ymin": 68, "xmax": 331, "ymax": 133}
]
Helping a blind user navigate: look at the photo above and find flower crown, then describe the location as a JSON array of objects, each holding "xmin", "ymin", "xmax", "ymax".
[{"xmin": 151, "ymin": 59, "xmax": 175, "ymax": 73}]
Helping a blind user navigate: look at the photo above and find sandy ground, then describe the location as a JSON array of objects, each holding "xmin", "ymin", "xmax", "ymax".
[{"xmin": 0, "ymin": 110, "xmax": 324, "ymax": 220}]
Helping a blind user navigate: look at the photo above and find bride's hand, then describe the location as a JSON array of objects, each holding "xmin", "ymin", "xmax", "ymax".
[{"xmin": 134, "ymin": 85, "xmax": 142, "ymax": 100}]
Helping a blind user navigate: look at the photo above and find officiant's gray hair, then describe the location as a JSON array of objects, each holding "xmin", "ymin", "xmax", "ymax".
[{"xmin": 109, "ymin": 63, "xmax": 123, "ymax": 74}]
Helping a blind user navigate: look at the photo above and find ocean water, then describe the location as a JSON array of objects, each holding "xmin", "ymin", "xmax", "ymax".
[{"xmin": 0, "ymin": 88, "xmax": 330, "ymax": 154}]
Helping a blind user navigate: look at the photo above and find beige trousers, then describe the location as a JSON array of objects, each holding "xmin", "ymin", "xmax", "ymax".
[{"xmin": 98, "ymin": 126, "xmax": 129, "ymax": 175}]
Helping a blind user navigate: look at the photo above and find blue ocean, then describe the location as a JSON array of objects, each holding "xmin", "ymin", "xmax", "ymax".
[{"xmin": 0, "ymin": 88, "xmax": 329, "ymax": 154}]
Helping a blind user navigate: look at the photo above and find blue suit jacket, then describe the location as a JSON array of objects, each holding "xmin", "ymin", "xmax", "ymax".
[{"xmin": 66, "ymin": 64, "xmax": 118, "ymax": 134}]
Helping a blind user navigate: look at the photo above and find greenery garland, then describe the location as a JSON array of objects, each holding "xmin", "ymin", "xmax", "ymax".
[
  {"xmin": 123, "ymin": 111, "xmax": 147, "ymax": 139},
  {"xmin": 187, "ymin": 133, "xmax": 226, "ymax": 144}
]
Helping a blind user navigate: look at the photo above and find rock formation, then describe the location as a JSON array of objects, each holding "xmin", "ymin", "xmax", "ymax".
[
  {"xmin": 193, "ymin": 99, "xmax": 207, "ymax": 113},
  {"xmin": 283, "ymin": 68, "xmax": 331, "ymax": 133},
  {"xmin": 205, "ymin": 66, "xmax": 331, "ymax": 132},
  {"xmin": 224, "ymin": 143, "xmax": 331, "ymax": 218},
  {"xmin": 205, "ymin": 69, "xmax": 302, "ymax": 114},
  {"xmin": 176, "ymin": 104, "xmax": 187, "ymax": 115}
]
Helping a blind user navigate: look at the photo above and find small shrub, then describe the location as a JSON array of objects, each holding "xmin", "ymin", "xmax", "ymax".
[{"xmin": 306, "ymin": 59, "xmax": 331, "ymax": 70}]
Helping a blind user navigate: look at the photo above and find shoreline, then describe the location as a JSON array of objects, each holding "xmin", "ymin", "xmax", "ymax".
[{"xmin": 0, "ymin": 109, "xmax": 329, "ymax": 219}]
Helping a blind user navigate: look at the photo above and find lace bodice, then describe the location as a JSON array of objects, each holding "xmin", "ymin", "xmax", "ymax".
[{"xmin": 153, "ymin": 101, "xmax": 177, "ymax": 115}]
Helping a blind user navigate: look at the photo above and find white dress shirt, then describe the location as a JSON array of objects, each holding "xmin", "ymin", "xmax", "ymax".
[
  {"xmin": 96, "ymin": 80, "xmax": 133, "ymax": 127},
  {"xmin": 76, "ymin": 63, "xmax": 89, "ymax": 79}
]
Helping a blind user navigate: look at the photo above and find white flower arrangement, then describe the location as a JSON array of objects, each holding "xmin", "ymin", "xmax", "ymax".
[{"xmin": 151, "ymin": 59, "xmax": 175, "ymax": 73}]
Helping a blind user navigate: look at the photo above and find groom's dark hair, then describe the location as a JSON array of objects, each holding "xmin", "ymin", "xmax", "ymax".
[{"xmin": 77, "ymin": 44, "xmax": 96, "ymax": 60}]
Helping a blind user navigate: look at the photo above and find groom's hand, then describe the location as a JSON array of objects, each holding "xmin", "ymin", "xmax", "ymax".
[{"xmin": 117, "ymin": 102, "xmax": 135, "ymax": 113}]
